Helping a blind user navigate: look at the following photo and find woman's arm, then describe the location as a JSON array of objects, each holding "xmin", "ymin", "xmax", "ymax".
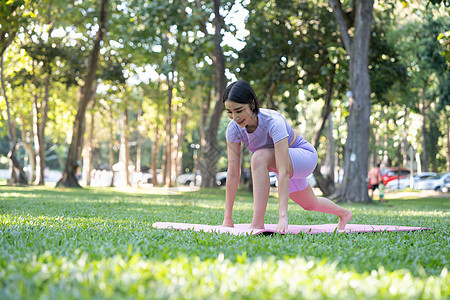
[
  {"xmin": 223, "ymin": 140, "xmax": 241, "ymax": 227},
  {"xmin": 274, "ymin": 137, "xmax": 291, "ymax": 232}
]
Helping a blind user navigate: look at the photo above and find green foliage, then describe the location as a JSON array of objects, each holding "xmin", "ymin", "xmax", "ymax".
[
  {"xmin": 0, "ymin": 186, "xmax": 449, "ymax": 299},
  {"xmin": 369, "ymin": 23, "xmax": 408, "ymax": 105},
  {"xmin": 0, "ymin": 0, "xmax": 35, "ymax": 45},
  {"xmin": 237, "ymin": 0, "xmax": 346, "ymax": 121},
  {"xmin": 0, "ymin": 0, "xmax": 448, "ymax": 190}
]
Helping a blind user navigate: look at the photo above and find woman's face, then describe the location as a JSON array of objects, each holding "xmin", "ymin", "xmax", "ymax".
[{"xmin": 224, "ymin": 100, "xmax": 257, "ymax": 129}]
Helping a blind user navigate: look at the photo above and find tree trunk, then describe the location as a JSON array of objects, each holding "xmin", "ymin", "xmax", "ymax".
[
  {"xmin": 8, "ymin": 154, "xmax": 16, "ymax": 185},
  {"xmin": 33, "ymin": 11, "xmax": 53, "ymax": 185},
  {"xmin": 420, "ymin": 88, "xmax": 429, "ymax": 172},
  {"xmin": 447, "ymin": 112, "xmax": 450, "ymax": 172},
  {"xmin": 120, "ymin": 106, "xmax": 131, "ymax": 186},
  {"xmin": 151, "ymin": 124, "xmax": 161, "ymax": 186},
  {"xmin": 109, "ymin": 108, "xmax": 115, "ymax": 187},
  {"xmin": 415, "ymin": 151, "xmax": 422, "ymax": 174},
  {"xmin": 88, "ymin": 107, "xmax": 95, "ymax": 184},
  {"xmin": 402, "ymin": 107, "xmax": 408, "ymax": 167},
  {"xmin": 1, "ymin": 52, "xmax": 28, "ymax": 185},
  {"xmin": 31, "ymin": 62, "xmax": 42, "ymax": 185},
  {"xmin": 382, "ymin": 107, "xmax": 389, "ymax": 167},
  {"xmin": 193, "ymin": 87, "xmax": 211, "ymax": 184},
  {"xmin": 311, "ymin": 64, "xmax": 336, "ymax": 196},
  {"xmin": 330, "ymin": 0, "xmax": 373, "ymax": 203},
  {"xmin": 6, "ymin": 121, "xmax": 28, "ymax": 185},
  {"xmin": 198, "ymin": 88, "xmax": 211, "ymax": 179},
  {"xmin": 20, "ymin": 112, "xmax": 36, "ymax": 183},
  {"xmin": 240, "ymin": 143, "xmax": 245, "ymax": 186},
  {"xmin": 240, "ymin": 143, "xmax": 249, "ymax": 188},
  {"xmin": 33, "ymin": 68, "xmax": 50, "ymax": 186},
  {"xmin": 57, "ymin": 0, "xmax": 108, "ymax": 188},
  {"xmin": 39, "ymin": 73, "xmax": 50, "ymax": 181},
  {"xmin": 136, "ymin": 106, "xmax": 142, "ymax": 173},
  {"xmin": 200, "ymin": 0, "xmax": 226, "ymax": 188},
  {"xmin": 174, "ymin": 113, "xmax": 187, "ymax": 178},
  {"xmin": 372, "ymin": 118, "xmax": 380, "ymax": 166},
  {"xmin": 82, "ymin": 100, "xmax": 95, "ymax": 186},
  {"xmin": 327, "ymin": 113, "xmax": 335, "ymax": 184},
  {"xmin": 163, "ymin": 73, "xmax": 174, "ymax": 187}
]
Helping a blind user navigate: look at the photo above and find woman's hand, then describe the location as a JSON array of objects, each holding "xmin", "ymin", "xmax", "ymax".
[
  {"xmin": 222, "ymin": 217, "xmax": 235, "ymax": 228},
  {"xmin": 276, "ymin": 216, "xmax": 288, "ymax": 233}
]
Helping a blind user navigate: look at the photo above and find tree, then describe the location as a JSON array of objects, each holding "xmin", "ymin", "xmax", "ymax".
[
  {"xmin": 384, "ymin": 3, "xmax": 449, "ymax": 173},
  {"xmin": 1, "ymin": 55, "xmax": 28, "ymax": 184},
  {"xmin": 57, "ymin": 0, "xmax": 109, "ymax": 187},
  {"xmin": 24, "ymin": 28, "xmax": 57, "ymax": 185},
  {"xmin": 194, "ymin": 0, "xmax": 227, "ymax": 188},
  {"xmin": 0, "ymin": 0, "xmax": 33, "ymax": 185},
  {"xmin": 236, "ymin": 0, "xmax": 348, "ymax": 195},
  {"xmin": 138, "ymin": 80, "xmax": 166, "ymax": 186},
  {"xmin": 329, "ymin": 0, "xmax": 374, "ymax": 202},
  {"xmin": 82, "ymin": 94, "xmax": 96, "ymax": 186},
  {"xmin": 123, "ymin": 0, "xmax": 198, "ymax": 187}
]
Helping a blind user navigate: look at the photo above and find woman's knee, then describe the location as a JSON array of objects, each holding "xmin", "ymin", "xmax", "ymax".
[{"xmin": 251, "ymin": 149, "xmax": 274, "ymax": 169}]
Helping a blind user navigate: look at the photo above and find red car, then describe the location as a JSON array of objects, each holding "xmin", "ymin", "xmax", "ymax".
[{"xmin": 381, "ymin": 168, "xmax": 410, "ymax": 185}]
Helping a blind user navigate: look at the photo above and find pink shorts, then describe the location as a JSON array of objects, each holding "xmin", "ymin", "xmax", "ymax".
[{"xmin": 275, "ymin": 141, "xmax": 318, "ymax": 193}]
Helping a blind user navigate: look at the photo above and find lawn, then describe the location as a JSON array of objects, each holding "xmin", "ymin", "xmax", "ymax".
[{"xmin": 0, "ymin": 185, "xmax": 449, "ymax": 299}]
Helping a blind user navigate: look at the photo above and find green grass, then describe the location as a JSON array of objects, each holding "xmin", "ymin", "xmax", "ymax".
[{"xmin": 0, "ymin": 185, "xmax": 449, "ymax": 299}]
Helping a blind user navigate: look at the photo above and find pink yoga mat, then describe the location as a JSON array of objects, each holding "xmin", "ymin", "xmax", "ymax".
[{"xmin": 152, "ymin": 222, "xmax": 429, "ymax": 235}]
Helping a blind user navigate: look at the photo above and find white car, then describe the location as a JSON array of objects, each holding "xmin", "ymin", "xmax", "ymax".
[
  {"xmin": 442, "ymin": 177, "xmax": 450, "ymax": 193},
  {"xmin": 176, "ymin": 171, "xmax": 202, "ymax": 186},
  {"xmin": 307, "ymin": 174, "xmax": 316, "ymax": 187},
  {"xmin": 269, "ymin": 172, "xmax": 278, "ymax": 187},
  {"xmin": 416, "ymin": 173, "xmax": 450, "ymax": 191},
  {"xmin": 386, "ymin": 172, "xmax": 437, "ymax": 190}
]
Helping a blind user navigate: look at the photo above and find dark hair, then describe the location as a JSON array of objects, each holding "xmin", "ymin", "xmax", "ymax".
[{"xmin": 222, "ymin": 80, "xmax": 260, "ymax": 114}]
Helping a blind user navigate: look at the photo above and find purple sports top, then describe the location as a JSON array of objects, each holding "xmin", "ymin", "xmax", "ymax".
[{"xmin": 226, "ymin": 108, "xmax": 306, "ymax": 152}]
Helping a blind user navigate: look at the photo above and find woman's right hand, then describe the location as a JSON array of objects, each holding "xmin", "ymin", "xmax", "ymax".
[{"xmin": 222, "ymin": 217, "xmax": 234, "ymax": 228}]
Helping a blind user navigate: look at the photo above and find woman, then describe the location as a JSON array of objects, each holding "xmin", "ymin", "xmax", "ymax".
[{"xmin": 221, "ymin": 80, "xmax": 352, "ymax": 232}]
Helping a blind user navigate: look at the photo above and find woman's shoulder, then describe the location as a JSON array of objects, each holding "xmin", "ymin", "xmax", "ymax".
[
  {"xmin": 260, "ymin": 108, "xmax": 283, "ymax": 117},
  {"xmin": 259, "ymin": 108, "xmax": 286, "ymax": 124}
]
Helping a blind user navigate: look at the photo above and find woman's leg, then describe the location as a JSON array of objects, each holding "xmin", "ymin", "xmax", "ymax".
[
  {"xmin": 290, "ymin": 185, "xmax": 352, "ymax": 230},
  {"xmin": 249, "ymin": 148, "xmax": 287, "ymax": 229}
]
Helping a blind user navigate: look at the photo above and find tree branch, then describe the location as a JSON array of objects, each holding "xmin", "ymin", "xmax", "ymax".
[
  {"xmin": 194, "ymin": 0, "xmax": 209, "ymax": 37},
  {"xmin": 328, "ymin": 0, "xmax": 352, "ymax": 56}
]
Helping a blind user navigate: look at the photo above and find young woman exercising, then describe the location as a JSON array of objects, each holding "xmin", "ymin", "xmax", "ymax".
[{"xmin": 221, "ymin": 80, "xmax": 352, "ymax": 232}]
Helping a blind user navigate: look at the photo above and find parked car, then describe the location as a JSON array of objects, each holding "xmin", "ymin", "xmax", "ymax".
[
  {"xmin": 147, "ymin": 169, "xmax": 164, "ymax": 185},
  {"xmin": 442, "ymin": 177, "xmax": 450, "ymax": 193},
  {"xmin": 215, "ymin": 169, "xmax": 250, "ymax": 186},
  {"xmin": 269, "ymin": 172, "xmax": 278, "ymax": 187},
  {"xmin": 385, "ymin": 172, "xmax": 437, "ymax": 191},
  {"xmin": 216, "ymin": 171, "xmax": 227, "ymax": 186},
  {"xmin": 176, "ymin": 171, "xmax": 202, "ymax": 186},
  {"xmin": 307, "ymin": 174, "xmax": 317, "ymax": 187},
  {"xmin": 416, "ymin": 173, "xmax": 450, "ymax": 191},
  {"xmin": 381, "ymin": 168, "xmax": 410, "ymax": 185}
]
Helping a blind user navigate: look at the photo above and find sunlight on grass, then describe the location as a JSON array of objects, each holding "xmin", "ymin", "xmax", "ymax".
[{"xmin": 0, "ymin": 192, "xmax": 40, "ymax": 198}]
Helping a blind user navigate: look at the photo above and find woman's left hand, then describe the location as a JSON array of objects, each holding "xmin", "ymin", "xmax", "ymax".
[{"xmin": 276, "ymin": 216, "xmax": 288, "ymax": 233}]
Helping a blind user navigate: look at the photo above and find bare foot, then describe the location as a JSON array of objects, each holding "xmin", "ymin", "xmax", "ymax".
[
  {"xmin": 248, "ymin": 223, "xmax": 265, "ymax": 230},
  {"xmin": 337, "ymin": 209, "xmax": 353, "ymax": 230}
]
